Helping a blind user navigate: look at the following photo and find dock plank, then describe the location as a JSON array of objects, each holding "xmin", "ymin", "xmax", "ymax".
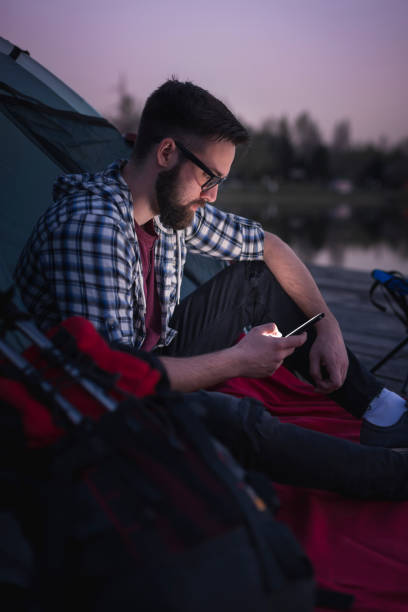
[{"xmin": 309, "ymin": 264, "xmax": 407, "ymax": 394}]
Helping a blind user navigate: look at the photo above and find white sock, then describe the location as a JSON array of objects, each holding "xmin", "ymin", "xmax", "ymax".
[{"xmin": 363, "ymin": 388, "xmax": 407, "ymax": 426}]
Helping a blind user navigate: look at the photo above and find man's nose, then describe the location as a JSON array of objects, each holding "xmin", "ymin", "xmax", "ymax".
[{"xmin": 201, "ymin": 184, "xmax": 219, "ymax": 203}]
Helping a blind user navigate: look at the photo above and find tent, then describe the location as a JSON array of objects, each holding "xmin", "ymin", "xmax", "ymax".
[
  {"xmin": 0, "ymin": 36, "xmax": 131, "ymax": 294},
  {"xmin": 0, "ymin": 36, "xmax": 220, "ymax": 304}
]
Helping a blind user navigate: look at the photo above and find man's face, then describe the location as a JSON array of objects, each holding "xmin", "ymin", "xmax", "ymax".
[{"xmin": 155, "ymin": 139, "xmax": 235, "ymax": 230}]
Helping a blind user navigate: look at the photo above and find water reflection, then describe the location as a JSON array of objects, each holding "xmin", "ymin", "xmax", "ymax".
[
  {"xmin": 309, "ymin": 244, "xmax": 408, "ymax": 272},
  {"xmin": 262, "ymin": 204, "xmax": 408, "ymax": 273}
]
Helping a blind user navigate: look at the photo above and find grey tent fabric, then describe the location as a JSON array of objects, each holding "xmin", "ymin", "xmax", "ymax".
[
  {"xmin": 1, "ymin": 83, "xmax": 131, "ymax": 173},
  {"xmin": 0, "ymin": 36, "xmax": 225, "ymax": 319},
  {"xmin": 180, "ymin": 253, "xmax": 228, "ymax": 300},
  {"xmin": 0, "ymin": 37, "xmax": 131, "ymax": 296},
  {"xmin": 0, "ymin": 38, "xmax": 98, "ymax": 113}
]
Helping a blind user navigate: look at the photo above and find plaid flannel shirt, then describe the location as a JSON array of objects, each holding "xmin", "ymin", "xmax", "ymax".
[{"xmin": 14, "ymin": 160, "xmax": 264, "ymax": 349}]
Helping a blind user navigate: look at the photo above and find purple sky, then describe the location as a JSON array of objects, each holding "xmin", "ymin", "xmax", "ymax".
[{"xmin": 3, "ymin": 0, "xmax": 408, "ymax": 145}]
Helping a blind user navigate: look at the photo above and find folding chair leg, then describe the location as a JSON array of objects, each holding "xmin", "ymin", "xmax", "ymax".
[
  {"xmin": 370, "ymin": 335, "xmax": 408, "ymax": 395},
  {"xmin": 402, "ymin": 371, "xmax": 408, "ymax": 397},
  {"xmin": 370, "ymin": 336, "xmax": 408, "ymax": 374}
]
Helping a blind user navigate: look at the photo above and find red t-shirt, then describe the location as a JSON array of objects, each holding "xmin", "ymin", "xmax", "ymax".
[{"xmin": 134, "ymin": 220, "xmax": 162, "ymax": 351}]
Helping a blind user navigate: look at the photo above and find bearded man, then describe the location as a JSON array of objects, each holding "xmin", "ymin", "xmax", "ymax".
[{"xmin": 14, "ymin": 79, "xmax": 408, "ymax": 499}]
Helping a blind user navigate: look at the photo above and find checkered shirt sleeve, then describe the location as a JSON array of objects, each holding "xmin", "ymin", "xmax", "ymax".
[
  {"xmin": 185, "ymin": 204, "xmax": 264, "ymax": 260},
  {"xmin": 18, "ymin": 211, "xmax": 138, "ymax": 345}
]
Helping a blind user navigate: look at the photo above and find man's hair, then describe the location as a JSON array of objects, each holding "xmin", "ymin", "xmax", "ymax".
[{"xmin": 133, "ymin": 79, "xmax": 249, "ymax": 160}]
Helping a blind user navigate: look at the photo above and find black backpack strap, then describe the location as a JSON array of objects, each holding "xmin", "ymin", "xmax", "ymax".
[
  {"xmin": 170, "ymin": 399, "xmax": 313, "ymax": 593},
  {"xmin": 50, "ymin": 328, "xmax": 120, "ymax": 393},
  {"xmin": 316, "ymin": 586, "xmax": 354, "ymax": 610}
]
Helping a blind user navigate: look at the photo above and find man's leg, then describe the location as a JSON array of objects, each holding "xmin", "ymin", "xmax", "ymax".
[
  {"xmin": 164, "ymin": 261, "xmax": 262, "ymax": 355},
  {"xmin": 165, "ymin": 261, "xmax": 383, "ymax": 418},
  {"xmin": 187, "ymin": 391, "xmax": 408, "ymax": 501}
]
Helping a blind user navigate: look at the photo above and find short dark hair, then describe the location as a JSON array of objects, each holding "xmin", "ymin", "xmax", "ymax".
[{"xmin": 134, "ymin": 79, "xmax": 249, "ymax": 160}]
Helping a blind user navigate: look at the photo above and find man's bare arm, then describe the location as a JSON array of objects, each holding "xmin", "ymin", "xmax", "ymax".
[
  {"xmin": 263, "ymin": 231, "xmax": 332, "ymax": 319},
  {"xmin": 159, "ymin": 323, "xmax": 306, "ymax": 392},
  {"xmin": 263, "ymin": 231, "xmax": 349, "ymax": 392}
]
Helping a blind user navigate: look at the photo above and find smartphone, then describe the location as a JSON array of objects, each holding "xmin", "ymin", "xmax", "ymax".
[{"xmin": 284, "ymin": 313, "xmax": 325, "ymax": 337}]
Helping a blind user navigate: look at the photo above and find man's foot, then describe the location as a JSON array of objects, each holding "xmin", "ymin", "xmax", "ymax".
[
  {"xmin": 363, "ymin": 388, "xmax": 407, "ymax": 426},
  {"xmin": 360, "ymin": 409, "xmax": 408, "ymax": 452}
]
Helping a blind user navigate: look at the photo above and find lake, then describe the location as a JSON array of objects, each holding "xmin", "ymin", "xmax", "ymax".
[
  {"xmin": 218, "ymin": 185, "xmax": 408, "ymax": 275},
  {"xmin": 279, "ymin": 209, "xmax": 408, "ymax": 274},
  {"xmin": 295, "ymin": 243, "xmax": 408, "ymax": 274}
]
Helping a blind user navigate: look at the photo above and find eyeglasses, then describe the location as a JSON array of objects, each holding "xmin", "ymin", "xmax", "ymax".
[{"xmin": 175, "ymin": 140, "xmax": 227, "ymax": 192}]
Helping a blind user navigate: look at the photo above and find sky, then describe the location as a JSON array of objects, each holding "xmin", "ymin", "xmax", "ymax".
[{"xmin": 3, "ymin": 0, "xmax": 408, "ymax": 146}]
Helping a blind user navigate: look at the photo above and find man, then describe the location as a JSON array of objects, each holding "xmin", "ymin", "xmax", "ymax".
[{"xmin": 14, "ymin": 79, "xmax": 408, "ymax": 498}]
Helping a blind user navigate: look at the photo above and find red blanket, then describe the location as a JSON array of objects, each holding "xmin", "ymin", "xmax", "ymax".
[{"xmin": 216, "ymin": 368, "xmax": 408, "ymax": 612}]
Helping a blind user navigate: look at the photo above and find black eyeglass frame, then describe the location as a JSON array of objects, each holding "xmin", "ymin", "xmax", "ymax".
[{"xmin": 174, "ymin": 140, "xmax": 227, "ymax": 192}]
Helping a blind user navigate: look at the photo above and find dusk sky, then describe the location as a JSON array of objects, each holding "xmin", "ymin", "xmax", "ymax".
[{"xmin": 3, "ymin": 0, "xmax": 408, "ymax": 145}]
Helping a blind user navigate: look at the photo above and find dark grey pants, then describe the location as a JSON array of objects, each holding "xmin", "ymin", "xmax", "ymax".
[
  {"xmin": 187, "ymin": 390, "xmax": 408, "ymax": 501},
  {"xmin": 165, "ymin": 261, "xmax": 383, "ymax": 418},
  {"xmin": 156, "ymin": 261, "xmax": 408, "ymax": 499}
]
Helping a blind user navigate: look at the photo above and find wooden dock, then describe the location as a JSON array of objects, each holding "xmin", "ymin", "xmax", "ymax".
[{"xmin": 309, "ymin": 264, "xmax": 407, "ymax": 394}]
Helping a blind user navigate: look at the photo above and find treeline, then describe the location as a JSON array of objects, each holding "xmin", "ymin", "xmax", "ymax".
[
  {"xmin": 232, "ymin": 114, "xmax": 408, "ymax": 190},
  {"xmin": 109, "ymin": 85, "xmax": 408, "ymax": 191}
]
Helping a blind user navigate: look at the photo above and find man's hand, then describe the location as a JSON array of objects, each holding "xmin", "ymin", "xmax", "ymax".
[
  {"xmin": 231, "ymin": 322, "xmax": 307, "ymax": 378},
  {"xmin": 160, "ymin": 322, "xmax": 306, "ymax": 392},
  {"xmin": 309, "ymin": 316, "xmax": 349, "ymax": 393}
]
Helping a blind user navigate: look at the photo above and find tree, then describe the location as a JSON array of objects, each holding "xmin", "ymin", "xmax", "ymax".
[
  {"xmin": 332, "ymin": 120, "xmax": 351, "ymax": 152},
  {"xmin": 331, "ymin": 120, "xmax": 352, "ymax": 178},
  {"xmin": 310, "ymin": 145, "xmax": 330, "ymax": 181},
  {"xmin": 109, "ymin": 78, "xmax": 141, "ymax": 135},
  {"xmin": 292, "ymin": 112, "xmax": 323, "ymax": 179},
  {"xmin": 293, "ymin": 112, "xmax": 322, "ymax": 158},
  {"xmin": 275, "ymin": 117, "xmax": 294, "ymax": 179}
]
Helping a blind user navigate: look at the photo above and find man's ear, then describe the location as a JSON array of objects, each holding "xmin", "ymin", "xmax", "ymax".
[{"xmin": 156, "ymin": 138, "xmax": 177, "ymax": 169}]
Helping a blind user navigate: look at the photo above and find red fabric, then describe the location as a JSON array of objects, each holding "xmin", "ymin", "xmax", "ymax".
[
  {"xmin": 0, "ymin": 317, "xmax": 163, "ymax": 447},
  {"xmin": 3, "ymin": 318, "xmax": 407, "ymax": 609},
  {"xmin": 215, "ymin": 368, "xmax": 408, "ymax": 612}
]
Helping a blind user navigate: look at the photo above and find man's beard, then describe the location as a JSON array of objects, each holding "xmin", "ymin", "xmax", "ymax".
[{"xmin": 155, "ymin": 163, "xmax": 205, "ymax": 230}]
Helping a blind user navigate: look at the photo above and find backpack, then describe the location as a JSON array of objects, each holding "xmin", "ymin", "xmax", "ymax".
[{"xmin": 0, "ymin": 297, "xmax": 351, "ymax": 611}]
